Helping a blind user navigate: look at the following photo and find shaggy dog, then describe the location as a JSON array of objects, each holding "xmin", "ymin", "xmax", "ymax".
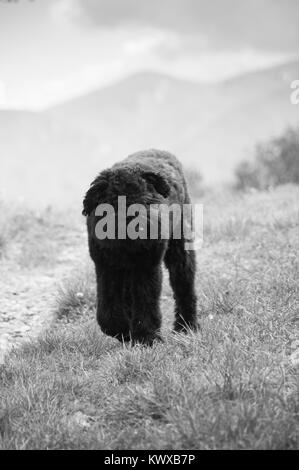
[{"xmin": 82, "ymin": 149, "xmax": 198, "ymax": 345}]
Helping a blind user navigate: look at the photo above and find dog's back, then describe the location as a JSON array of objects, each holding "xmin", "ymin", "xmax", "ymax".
[
  {"xmin": 113, "ymin": 148, "xmax": 181, "ymax": 174},
  {"xmin": 112, "ymin": 149, "xmax": 187, "ymax": 204}
]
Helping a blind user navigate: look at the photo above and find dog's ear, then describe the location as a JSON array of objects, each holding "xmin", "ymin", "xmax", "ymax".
[
  {"xmin": 82, "ymin": 172, "xmax": 109, "ymax": 216},
  {"xmin": 142, "ymin": 172, "xmax": 170, "ymax": 198}
]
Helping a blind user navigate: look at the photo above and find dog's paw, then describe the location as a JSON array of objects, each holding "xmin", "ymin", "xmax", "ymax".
[{"xmin": 132, "ymin": 332, "xmax": 163, "ymax": 347}]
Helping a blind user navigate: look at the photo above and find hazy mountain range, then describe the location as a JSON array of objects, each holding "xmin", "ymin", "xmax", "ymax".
[{"xmin": 1, "ymin": 59, "xmax": 298, "ymax": 207}]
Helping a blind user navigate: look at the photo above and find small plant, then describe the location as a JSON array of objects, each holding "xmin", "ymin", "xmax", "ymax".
[{"xmin": 55, "ymin": 267, "xmax": 96, "ymax": 321}]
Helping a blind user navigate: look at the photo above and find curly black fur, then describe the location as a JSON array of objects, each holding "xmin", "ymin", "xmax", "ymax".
[{"xmin": 83, "ymin": 149, "xmax": 198, "ymax": 345}]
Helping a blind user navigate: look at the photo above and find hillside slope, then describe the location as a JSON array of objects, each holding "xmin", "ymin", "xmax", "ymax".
[
  {"xmin": 0, "ymin": 185, "xmax": 298, "ymax": 449},
  {"xmin": 0, "ymin": 60, "xmax": 298, "ymax": 207}
]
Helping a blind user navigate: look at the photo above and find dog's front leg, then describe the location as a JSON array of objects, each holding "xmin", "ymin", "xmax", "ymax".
[
  {"xmin": 129, "ymin": 265, "xmax": 163, "ymax": 346},
  {"xmin": 95, "ymin": 264, "xmax": 131, "ymax": 342}
]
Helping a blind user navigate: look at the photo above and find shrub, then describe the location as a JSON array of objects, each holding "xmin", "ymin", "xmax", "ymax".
[
  {"xmin": 184, "ymin": 167, "xmax": 204, "ymax": 198},
  {"xmin": 235, "ymin": 126, "xmax": 299, "ymax": 190}
]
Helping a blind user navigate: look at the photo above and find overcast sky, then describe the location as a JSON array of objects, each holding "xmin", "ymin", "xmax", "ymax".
[{"xmin": 0, "ymin": 0, "xmax": 298, "ymax": 109}]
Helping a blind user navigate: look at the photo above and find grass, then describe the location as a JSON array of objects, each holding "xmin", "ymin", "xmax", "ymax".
[
  {"xmin": 0, "ymin": 184, "xmax": 298, "ymax": 449},
  {"xmin": 0, "ymin": 200, "xmax": 77, "ymax": 268},
  {"xmin": 55, "ymin": 264, "xmax": 96, "ymax": 321}
]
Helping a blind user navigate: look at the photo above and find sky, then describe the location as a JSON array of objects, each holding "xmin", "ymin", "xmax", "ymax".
[{"xmin": 0, "ymin": 0, "xmax": 298, "ymax": 109}]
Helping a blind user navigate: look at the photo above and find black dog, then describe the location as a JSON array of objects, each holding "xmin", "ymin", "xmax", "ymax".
[{"xmin": 83, "ymin": 149, "xmax": 198, "ymax": 345}]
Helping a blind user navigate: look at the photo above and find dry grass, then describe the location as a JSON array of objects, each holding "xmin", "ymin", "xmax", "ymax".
[
  {"xmin": 0, "ymin": 185, "xmax": 298, "ymax": 449},
  {"xmin": 0, "ymin": 200, "xmax": 77, "ymax": 268}
]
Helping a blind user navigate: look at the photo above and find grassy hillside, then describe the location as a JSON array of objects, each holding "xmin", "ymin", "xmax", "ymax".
[
  {"xmin": 1, "ymin": 60, "xmax": 298, "ymax": 207},
  {"xmin": 0, "ymin": 185, "xmax": 298, "ymax": 449}
]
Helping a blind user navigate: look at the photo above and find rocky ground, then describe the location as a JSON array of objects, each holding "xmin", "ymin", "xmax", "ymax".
[{"xmin": 0, "ymin": 214, "xmax": 88, "ymax": 363}]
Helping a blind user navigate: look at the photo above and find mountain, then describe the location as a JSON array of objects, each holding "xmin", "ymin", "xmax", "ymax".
[{"xmin": 1, "ymin": 61, "xmax": 299, "ymax": 207}]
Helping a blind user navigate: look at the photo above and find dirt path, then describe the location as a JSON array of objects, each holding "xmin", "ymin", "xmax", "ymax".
[{"xmin": 0, "ymin": 223, "xmax": 88, "ymax": 363}]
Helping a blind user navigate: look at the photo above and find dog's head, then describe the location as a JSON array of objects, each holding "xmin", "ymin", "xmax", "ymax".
[{"xmin": 82, "ymin": 168, "xmax": 170, "ymax": 217}]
